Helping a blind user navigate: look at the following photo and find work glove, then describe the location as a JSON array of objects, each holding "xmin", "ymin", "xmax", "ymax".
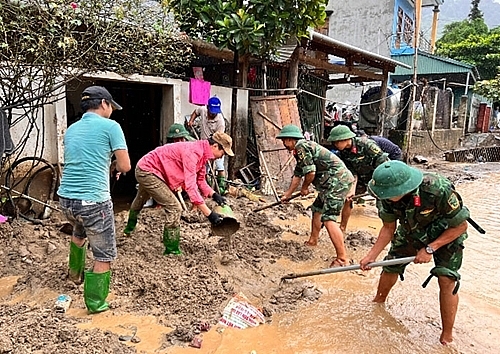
[
  {"xmin": 212, "ymin": 193, "xmax": 226, "ymax": 206},
  {"xmin": 208, "ymin": 211, "xmax": 224, "ymax": 225}
]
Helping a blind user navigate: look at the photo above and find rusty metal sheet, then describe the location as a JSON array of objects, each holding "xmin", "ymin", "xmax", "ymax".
[{"xmin": 250, "ymin": 95, "xmax": 301, "ymax": 192}]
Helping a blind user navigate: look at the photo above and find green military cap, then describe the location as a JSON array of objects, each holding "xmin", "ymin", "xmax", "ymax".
[
  {"xmin": 276, "ymin": 124, "xmax": 304, "ymax": 139},
  {"xmin": 368, "ymin": 160, "xmax": 423, "ymax": 199},
  {"xmin": 327, "ymin": 125, "xmax": 356, "ymax": 142},
  {"xmin": 167, "ymin": 123, "xmax": 193, "ymax": 139}
]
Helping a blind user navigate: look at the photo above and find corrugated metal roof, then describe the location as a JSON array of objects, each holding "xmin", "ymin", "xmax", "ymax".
[
  {"xmin": 309, "ymin": 31, "xmax": 411, "ymax": 71},
  {"xmin": 391, "ymin": 50, "xmax": 478, "ymax": 80}
]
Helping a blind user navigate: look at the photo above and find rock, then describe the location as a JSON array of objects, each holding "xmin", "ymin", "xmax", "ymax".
[
  {"xmin": 0, "ymin": 334, "xmax": 13, "ymax": 352},
  {"xmin": 19, "ymin": 245, "xmax": 30, "ymax": 258},
  {"xmin": 46, "ymin": 242, "xmax": 57, "ymax": 254}
]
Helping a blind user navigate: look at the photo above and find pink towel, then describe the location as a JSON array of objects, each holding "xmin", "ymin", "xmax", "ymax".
[{"xmin": 189, "ymin": 78, "xmax": 211, "ymax": 105}]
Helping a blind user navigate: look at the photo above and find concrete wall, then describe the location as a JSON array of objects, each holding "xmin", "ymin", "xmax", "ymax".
[
  {"xmin": 391, "ymin": 128, "xmax": 464, "ymax": 156},
  {"xmin": 10, "ymin": 73, "xmax": 247, "ymax": 165},
  {"xmin": 179, "ymin": 82, "xmax": 233, "ymax": 124},
  {"xmin": 327, "ymin": 0, "xmax": 395, "ymax": 57}
]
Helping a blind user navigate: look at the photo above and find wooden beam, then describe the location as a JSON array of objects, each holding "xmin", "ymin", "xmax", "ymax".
[
  {"xmin": 298, "ymin": 54, "xmax": 384, "ymax": 81},
  {"xmin": 190, "ymin": 40, "xmax": 234, "ymax": 61},
  {"xmin": 328, "ymin": 76, "xmax": 380, "ymax": 85}
]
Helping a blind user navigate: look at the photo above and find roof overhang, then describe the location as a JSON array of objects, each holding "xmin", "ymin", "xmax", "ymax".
[
  {"xmin": 301, "ymin": 30, "xmax": 411, "ymax": 84},
  {"xmin": 421, "ymin": 0, "xmax": 444, "ymax": 7}
]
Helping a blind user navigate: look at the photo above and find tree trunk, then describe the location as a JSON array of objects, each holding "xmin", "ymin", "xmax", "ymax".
[
  {"xmin": 228, "ymin": 53, "xmax": 249, "ymax": 179},
  {"xmin": 288, "ymin": 45, "xmax": 302, "ymax": 88}
]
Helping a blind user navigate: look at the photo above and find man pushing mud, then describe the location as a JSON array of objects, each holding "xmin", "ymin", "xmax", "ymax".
[
  {"xmin": 360, "ymin": 161, "xmax": 470, "ymax": 345},
  {"xmin": 277, "ymin": 124, "xmax": 354, "ymax": 267}
]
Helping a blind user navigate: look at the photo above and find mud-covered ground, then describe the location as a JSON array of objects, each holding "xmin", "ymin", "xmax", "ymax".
[
  {"xmin": 2, "ymin": 158, "xmax": 498, "ymax": 353},
  {"xmin": 1, "ymin": 192, "xmax": 366, "ymax": 353}
]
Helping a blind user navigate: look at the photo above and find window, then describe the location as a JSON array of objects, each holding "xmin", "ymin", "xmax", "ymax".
[
  {"xmin": 403, "ymin": 13, "xmax": 414, "ymax": 45},
  {"xmin": 395, "ymin": 7, "xmax": 403, "ymax": 49}
]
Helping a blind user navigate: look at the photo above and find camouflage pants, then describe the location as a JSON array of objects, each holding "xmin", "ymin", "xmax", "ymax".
[
  {"xmin": 311, "ymin": 179, "xmax": 354, "ymax": 222},
  {"xmin": 383, "ymin": 222, "xmax": 467, "ymax": 281}
]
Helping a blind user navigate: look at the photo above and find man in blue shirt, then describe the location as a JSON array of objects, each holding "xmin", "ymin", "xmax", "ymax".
[
  {"xmin": 58, "ymin": 86, "xmax": 131, "ymax": 314},
  {"xmin": 357, "ymin": 130, "xmax": 403, "ymax": 161}
]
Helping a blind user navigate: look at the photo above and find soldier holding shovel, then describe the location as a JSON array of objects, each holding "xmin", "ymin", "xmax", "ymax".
[
  {"xmin": 277, "ymin": 124, "xmax": 355, "ymax": 267},
  {"xmin": 360, "ymin": 161, "xmax": 470, "ymax": 345}
]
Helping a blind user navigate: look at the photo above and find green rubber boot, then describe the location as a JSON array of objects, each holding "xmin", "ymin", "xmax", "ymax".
[
  {"xmin": 83, "ymin": 270, "xmax": 111, "ymax": 314},
  {"xmin": 163, "ymin": 227, "xmax": 182, "ymax": 255},
  {"xmin": 68, "ymin": 241, "xmax": 86, "ymax": 285},
  {"xmin": 217, "ymin": 176, "xmax": 227, "ymax": 195},
  {"xmin": 123, "ymin": 209, "xmax": 139, "ymax": 236}
]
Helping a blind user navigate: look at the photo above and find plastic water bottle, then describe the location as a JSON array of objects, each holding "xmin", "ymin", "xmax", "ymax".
[{"xmin": 55, "ymin": 294, "xmax": 72, "ymax": 313}]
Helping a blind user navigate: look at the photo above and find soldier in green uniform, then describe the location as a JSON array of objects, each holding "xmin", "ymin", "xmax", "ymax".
[
  {"xmin": 327, "ymin": 125, "xmax": 389, "ymax": 231},
  {"xmin": 360, "ymin": 161, "xmax": 469, "ymax": 345},
  {"xmin": 277, "ymin": 124, "xmax": 355, "ymax": 267}
]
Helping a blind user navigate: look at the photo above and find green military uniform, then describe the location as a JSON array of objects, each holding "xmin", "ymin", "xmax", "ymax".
[
  {"xmin": 293, "ymin": 139, "xmax": 355, "ymax": 222},
  {"xmin": 376, "ymin": 172, "xmax": 469, "ymax": 286},
  {"xmin": 338, "ymin": 136, "xmax": 389, "ymax": 187}
]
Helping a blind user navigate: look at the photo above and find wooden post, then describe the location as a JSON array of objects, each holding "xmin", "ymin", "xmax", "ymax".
[
  {"xmin": 289, "ymin": 45, "xmax": 302, "ymax": 89},
  {"xmin": 228, "ymin": 0, "xmax": 245, "ymax": 179},
  {"xmin": 262, "ymin": 61, "xmax": 268, "ymax": 96},
  {"xmin": 431, "ymin": 89, "xmax": 438, "ymax": 137},
  {"xmin": 430, "ymin": 6, "xmax": 440, "ymax": 54}
]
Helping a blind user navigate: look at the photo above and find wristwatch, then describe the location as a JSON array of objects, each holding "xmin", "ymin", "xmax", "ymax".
[{"xmin": 425, "ymin": 245, "xmax": 435, "ymax": 254}]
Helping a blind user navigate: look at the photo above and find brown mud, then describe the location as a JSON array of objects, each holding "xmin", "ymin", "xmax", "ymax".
[
  {"xmin": 1, "ymin": 194, "xmax": 353, "ymax": 353},
  {"xmin": 1, "ymin": 158, "xmax": 498, "ymax": 353}
]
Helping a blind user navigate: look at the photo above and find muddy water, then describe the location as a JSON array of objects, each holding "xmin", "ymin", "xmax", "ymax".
[
  {"xmin": 170, "ymin": 173, "xmax": 500, "ymax": 354},
  {"xmin": 2, "ymin": 171, "xmax": 499, "ymax": 353}
]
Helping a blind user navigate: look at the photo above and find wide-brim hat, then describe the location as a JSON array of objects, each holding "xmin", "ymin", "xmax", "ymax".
[
  {"xmin": 167, "ymin": 123, "xmax": 191, "ymax": 139},
  {"xmin": 276, "ymin": 124, "xmax": 304, "ymax": 139},
  {"xmin": 212, "ymin": 131, "xmax": 234, "ymax": 156},
  {"xmin": 368, "ymin": 160, "xmax": 423, "ymax": 199},
  {"xmin": 327, "ymin": 125, "xmax": 356, "ymax": 142},
  {"xmin": 82, "ymin": 86, "xmax": 122, "ymax": 110}
]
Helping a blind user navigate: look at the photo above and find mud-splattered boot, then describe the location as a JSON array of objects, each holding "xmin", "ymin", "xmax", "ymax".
[
  {"xmin": 123, "ymin": 209, "xmax": 139, "ymax": 236},
  {"xmin": 68, "ymin": 241, "xmax": 86, "ymax": 284},
  {"xmin": 83, "ymin": 270, "xmax": 111, "ymax": 314},
  {"xmin": 163, "ymin": 227, "xmax": 182, "ymax": 255}
]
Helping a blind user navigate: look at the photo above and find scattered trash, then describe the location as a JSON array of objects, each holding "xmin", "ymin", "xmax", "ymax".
[
  {"xmin": 189, "ymin": 336, "xmax": 203, "ymax": 349},
  {"xmin": 118, "ymin": 325, "xmax": 139, "ymax": 343},
  {"xmin": 59, "ymin": 222, "xmax": 73, "ymax": 235},
  {"xmin": 54, "ymin": 294, "xmax": 72, "ymax": 313},
  {"xmin": 413, "ymin": 155, "xmax": 428, "ymax": 164},
  {"xmin": 0, "ymin": 214, "xmax": 7, "ymax": 223},
  {"xmin": 218, "ymin": 292, "xmax": 265, "ymax": 329},
  {"xmin": 199, "ymin": 322, "xmax": 211, "ymax": 332}
]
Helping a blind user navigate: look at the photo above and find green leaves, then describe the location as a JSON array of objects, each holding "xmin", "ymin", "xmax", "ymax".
[
  {"xmin": 473, "ymin": 72, "xmax": 500, "ymax": 102},
  {"xmin": 0, "ymin": 0, "xmax": 193, "ymax": 76},
  {"xmin": 169, "ymin": 0, "xmax": 327, "ymax": 57},
  {"xmin": 436, "ymin": 19, "xmax": 500, "ymax": 81}
]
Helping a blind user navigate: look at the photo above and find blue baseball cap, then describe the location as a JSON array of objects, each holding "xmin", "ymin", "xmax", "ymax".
[{"xmin": 207, "ymin": 96, "xmax": 222, "ymax": 114}]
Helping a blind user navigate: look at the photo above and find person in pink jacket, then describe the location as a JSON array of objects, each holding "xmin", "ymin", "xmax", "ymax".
[{"xmin": 123, "ymin": 132, "xmax": 234, "ymax": 255}]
